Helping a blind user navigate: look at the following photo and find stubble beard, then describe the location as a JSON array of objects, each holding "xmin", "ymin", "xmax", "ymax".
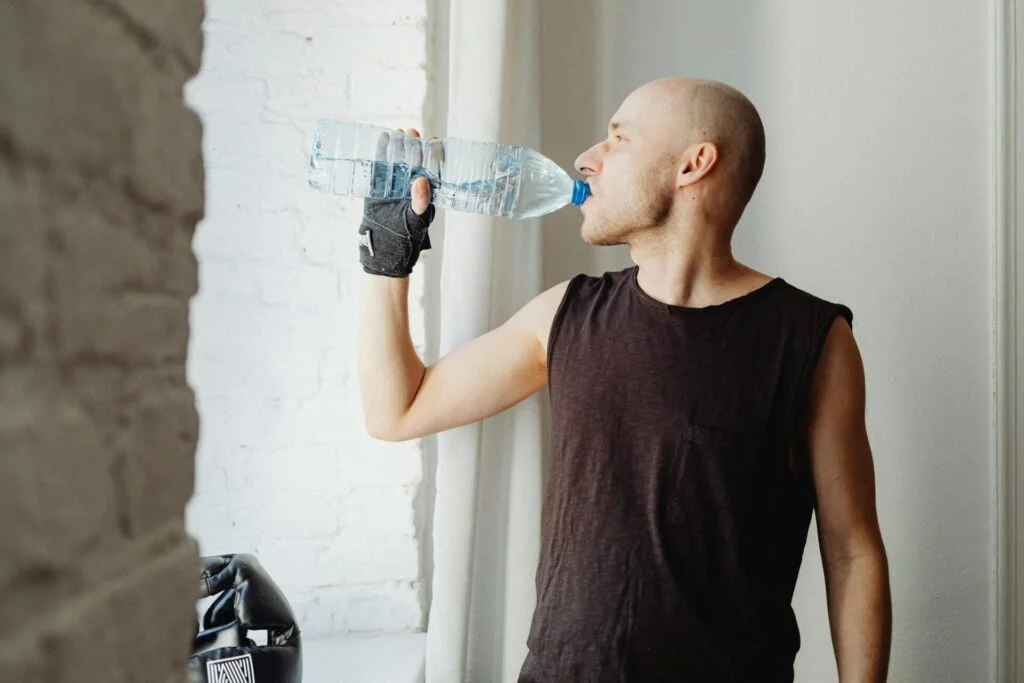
[{"xmin": 581, "ymin": 174, "xmax": 675, "ymax": 247}]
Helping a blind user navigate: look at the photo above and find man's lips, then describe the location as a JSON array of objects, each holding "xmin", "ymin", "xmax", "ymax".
[{"xmin": 579, "ymin": 182, "xmax": 595, "ymax": 209}]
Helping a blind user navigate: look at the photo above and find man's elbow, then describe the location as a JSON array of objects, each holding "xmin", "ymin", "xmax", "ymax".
[
  {"xmin": 365, "ymin": 413, "xmax": 422, "ymax": 442},
  {"xmin": 366, "ymin": 425, "xmax": 399, "ymax": 442},
  {"xmin": 364, "ymin": 413, "xmax": 401, "ymax": 442},
  {"xmin": 822, "ymin": 527, "xmax": 889, "ymax": 569}
]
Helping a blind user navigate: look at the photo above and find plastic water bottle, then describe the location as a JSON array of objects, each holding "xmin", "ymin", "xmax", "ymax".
[{"xmin": 307, "ymin": 120, "xmax": 591, "ymax": 219}]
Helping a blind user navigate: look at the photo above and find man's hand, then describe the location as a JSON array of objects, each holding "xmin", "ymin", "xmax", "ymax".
[{"xmin": 358, "ymin": 128, "xmax": 436, "ymax": 278}]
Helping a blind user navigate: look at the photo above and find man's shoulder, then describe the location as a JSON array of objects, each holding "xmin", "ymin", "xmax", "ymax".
[
  {"xmin": 540, "ymin": 266, "xmax": 635, "ymax": 306},
  {"xmin": 773, "ymin": 277, "xmax": 854, "ymax": 326},
  {"xmin": 579, "ymin": 265, "xmax": 636, "ymax": 295}
]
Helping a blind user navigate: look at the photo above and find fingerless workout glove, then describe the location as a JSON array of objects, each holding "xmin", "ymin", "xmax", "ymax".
[{"xmin": 358, "ymin": 198, "xmax": 435, "ymax": 278}]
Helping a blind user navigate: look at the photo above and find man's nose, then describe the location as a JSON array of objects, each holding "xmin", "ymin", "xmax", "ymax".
[{"xmin": 574, "ymin": 144, "xmax": 602, "ymax": 176}]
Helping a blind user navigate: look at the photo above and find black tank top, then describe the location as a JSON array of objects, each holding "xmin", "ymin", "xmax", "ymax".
[{"xmin": 517, "ymin": 266, "xmax": 853, "ymax": 683}]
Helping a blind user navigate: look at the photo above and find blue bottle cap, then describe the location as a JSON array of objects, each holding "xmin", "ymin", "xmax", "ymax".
[{"xmin": 571, "ymin": 179, "xmax": 592, "ymax": 206}]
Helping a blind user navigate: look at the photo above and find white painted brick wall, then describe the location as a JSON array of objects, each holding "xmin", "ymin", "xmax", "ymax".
[{"xmin": 185, "ymin": 0, "xmax": 434, "ymax": 637}]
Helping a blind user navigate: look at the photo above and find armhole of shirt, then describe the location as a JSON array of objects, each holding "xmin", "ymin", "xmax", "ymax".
[
  {"xmin": 545, "ymin": 274, "xmax": 587, "ymax": 372},
  {"xmin": 808, "ymin": 303, "xmax": 854, "ymax": 374}
]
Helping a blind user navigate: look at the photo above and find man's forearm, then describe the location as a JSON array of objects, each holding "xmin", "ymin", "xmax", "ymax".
[
  {"xmin": 358, "ymin": 275, "xmax": 426, "ymax": 439},
  {"xmin": 825, "ymin": 551, "xmax": 892, "ymax": 683}
]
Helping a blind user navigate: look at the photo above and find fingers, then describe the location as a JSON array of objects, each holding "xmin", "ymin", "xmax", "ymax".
[
  {"xmin": 410, "ymin": 176, "xmax": 431, "ymax": 216},
  {"xmin": 392, "ymin": 129, "xmax": 435, "ymax": 213},
  {"xmin": 425, "ymin": 135, "xmax": 443, "ymax": 176},
  {"xmin": 405, "ymin": 134, "xmax": 423, "ymax": 169},
  {"xmin": 375, "ymin": 131, "xmax": 389, "ymax": 161},
  {"xmin": 396, "ymin": 128, "xmax": 426, "ymax": 168}
]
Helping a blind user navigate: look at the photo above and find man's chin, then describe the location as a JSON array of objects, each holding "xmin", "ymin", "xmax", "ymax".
[{"xmin": 581, "ymin": 220, "xmax": 626, "ymax": 247}]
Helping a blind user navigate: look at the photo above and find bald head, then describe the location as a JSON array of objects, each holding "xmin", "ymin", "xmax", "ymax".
[
  {"xmin": 574, "ymin": 77, "xmax": 767, "ymax": 245},
  {"xmin": 640, "ymin": 78, "xmax": 767, "ymax": 209}
]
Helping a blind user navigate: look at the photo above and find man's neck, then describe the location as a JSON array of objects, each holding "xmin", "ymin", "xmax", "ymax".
[{"xmin": 627, "ymin": 219, "xmax": 769, "ymax": 309}]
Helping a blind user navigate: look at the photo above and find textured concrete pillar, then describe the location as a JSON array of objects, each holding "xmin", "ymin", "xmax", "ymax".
[{"xmin": 0, "ymin": 0, "xmax": 205, "ymax": 680}]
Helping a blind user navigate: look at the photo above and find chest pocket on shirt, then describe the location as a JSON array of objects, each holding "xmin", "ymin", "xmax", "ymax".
[{"xmin": 664, "ymin": 423, "xmax": 757, "ymax": 531}]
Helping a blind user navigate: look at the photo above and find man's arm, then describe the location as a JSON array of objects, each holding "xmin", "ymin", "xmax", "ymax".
[
  {"xmin": 354, "ymin": 129, "xmax": 570, "ymax": 442},
  {"xmin": 806, "ymin": 318, "xmax": 892, "ymax": 683},
  {"xmin": 358, "ymin": 271, "xmax": 569, "ymax": 443}
]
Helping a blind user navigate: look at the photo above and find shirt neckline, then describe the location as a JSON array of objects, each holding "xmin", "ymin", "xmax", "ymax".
[{"xmin": 628, "ymin": 266, "xmax": 785, "ymax": 314}]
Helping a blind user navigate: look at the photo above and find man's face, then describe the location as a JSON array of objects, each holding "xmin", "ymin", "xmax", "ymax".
[{"xmin": 573, "ymin": 88, "xmax": 681, "ymax": 246}]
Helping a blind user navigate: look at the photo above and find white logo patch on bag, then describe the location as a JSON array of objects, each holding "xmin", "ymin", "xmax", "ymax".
[{"xmin": 206, "ymin": 653, "xmax": 256, "ymax": 683}]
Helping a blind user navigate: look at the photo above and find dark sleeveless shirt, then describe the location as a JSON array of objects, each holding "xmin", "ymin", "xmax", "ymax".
[{"xmin": 517, "ymin": 266, "xmax": 853, "ymax": 683}]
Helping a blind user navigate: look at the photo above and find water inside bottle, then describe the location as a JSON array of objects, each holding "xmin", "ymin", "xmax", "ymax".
[
  {"xmin": 310, "ymin": 155, "xmax": 523, "ymax": 217},
  {"xmin": 310, "ymin": 120, "xmax": 584, "ymax": 218}
]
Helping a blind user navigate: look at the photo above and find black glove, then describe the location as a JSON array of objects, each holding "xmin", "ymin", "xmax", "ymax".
[{"xmin": 358, "ymin": 196, "xmax": 435, "ymax": 277}]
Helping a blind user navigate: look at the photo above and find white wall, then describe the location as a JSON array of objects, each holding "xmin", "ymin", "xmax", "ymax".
[
  {"xmin": 541, "ymin": 1, "xmax": 996, "ymax": 680},
  {"xmin": 185, "ymin": 0, "xmax": 438, "ymax": 637}
]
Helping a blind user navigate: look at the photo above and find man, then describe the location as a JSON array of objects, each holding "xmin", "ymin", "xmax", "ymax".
[{"xmin": 357, "ymin": 77, "xmax": 892, "ymax": 682}]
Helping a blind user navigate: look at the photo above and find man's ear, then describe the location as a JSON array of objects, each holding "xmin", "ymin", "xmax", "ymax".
[{"xmin": 677, "ymin": 141, "xmax": 719, "ymax": 188}]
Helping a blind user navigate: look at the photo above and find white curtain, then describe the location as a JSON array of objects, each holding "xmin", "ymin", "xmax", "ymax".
[{"xmin": 425, "ymin": 1, "xmax": 545, "ymax": 682}]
